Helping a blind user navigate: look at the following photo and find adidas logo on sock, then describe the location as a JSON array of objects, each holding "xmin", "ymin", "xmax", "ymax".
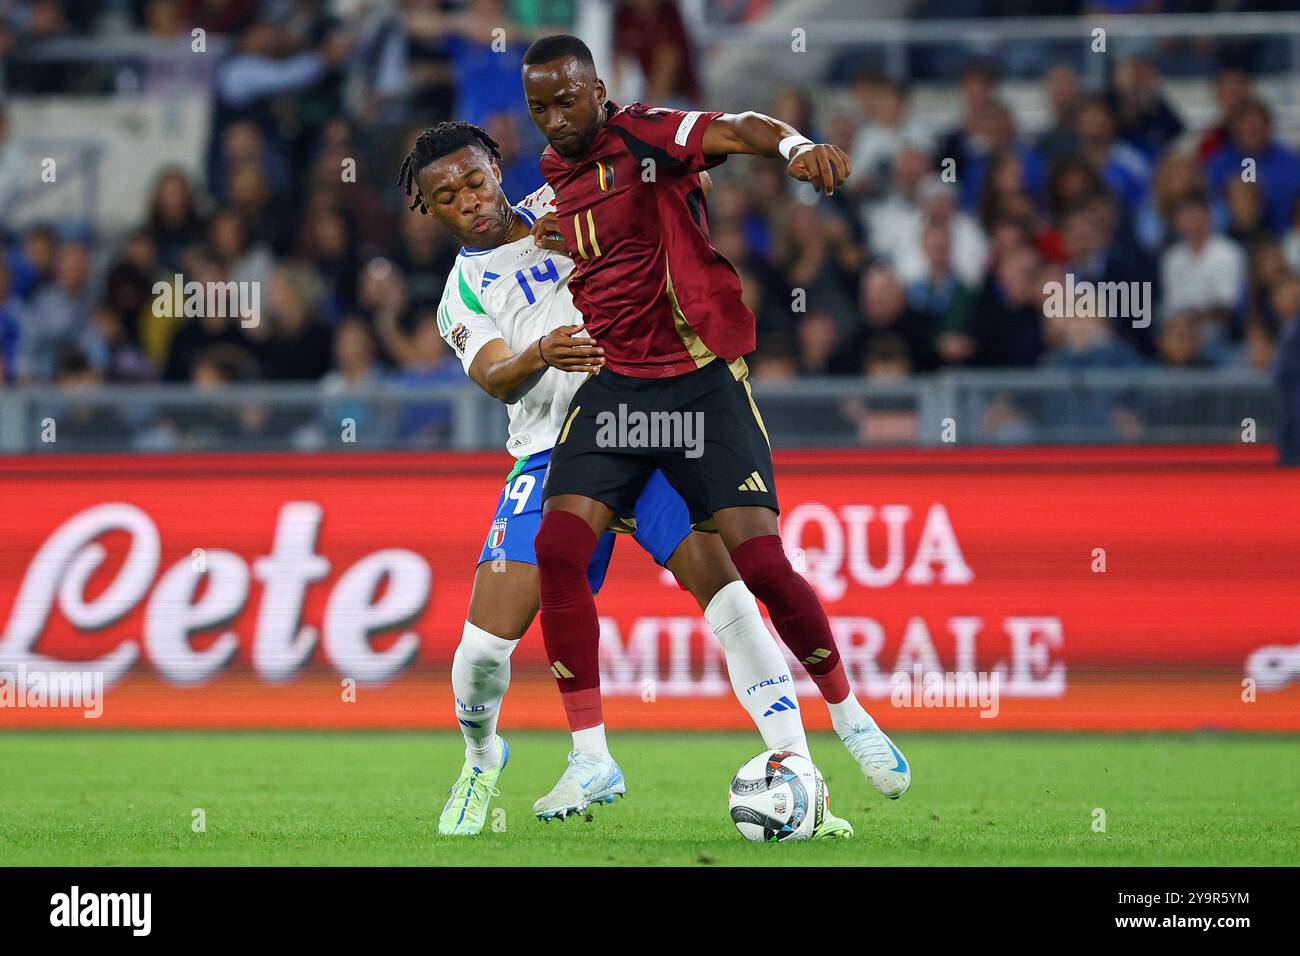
[{"xmin": 763, "ymin": 695, "xmax": 798, "ymax": 716}]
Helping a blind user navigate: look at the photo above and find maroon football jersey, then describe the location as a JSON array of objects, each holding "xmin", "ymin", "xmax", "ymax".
[{"xmin": 539, "ymin": 102, "xmax": 756, "ymax": 378}]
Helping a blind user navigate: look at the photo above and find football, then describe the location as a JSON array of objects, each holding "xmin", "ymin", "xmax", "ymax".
[{"xmin": 728, "ymin": 750, "xmax": 826, "ymax": 842}]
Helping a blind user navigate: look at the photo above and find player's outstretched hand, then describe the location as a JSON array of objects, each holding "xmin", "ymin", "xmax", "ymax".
[
  {"xmin": 541, "ymin": 324, "xmax": 604, "ymax": 374},
  {"xmin": 531, "ymin": 212, "xmax": 568, "ymax": 254},
  {"xmin": 787, "ymin": 143, "xmax": 851, "ymax": 196}
]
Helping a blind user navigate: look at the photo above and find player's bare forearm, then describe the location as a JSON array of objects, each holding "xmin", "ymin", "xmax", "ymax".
[
  {"xmin": 701, "ymin": 112, "xmax": 851, "ymax": 195},
  {"xmin": 701, "ymin": 111, "xmax": 797, "ymax": 158},
  {"xmin": 469, "ymin": 338, "xmax": 547, "ymax": 405},
  {"xmin": 469, "ymin": 326, "xmax": 604, "ymax": 404}
]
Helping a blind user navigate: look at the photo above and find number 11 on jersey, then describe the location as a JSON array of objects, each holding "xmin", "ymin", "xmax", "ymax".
[{"xmin": 572, "ymin": 209, "xmax": 602, "ymax": 260}]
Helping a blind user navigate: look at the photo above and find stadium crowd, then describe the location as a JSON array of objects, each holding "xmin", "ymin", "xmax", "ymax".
[{"xmin": 1, "ymin": 0, "xmax": 1299, "ymax": 446}]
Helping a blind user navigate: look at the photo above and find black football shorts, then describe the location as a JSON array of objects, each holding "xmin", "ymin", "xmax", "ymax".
[{"xmin": 541, "ymin": 356, "xmax": 779, "ymax": 529}]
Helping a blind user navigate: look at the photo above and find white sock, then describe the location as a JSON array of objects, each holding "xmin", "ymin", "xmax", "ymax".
[
  {"xmin": 572, "ymin": 724, "xmax": 610, "ymax": 759},
  {"xmin": 705, "ymin": 580, "xmax": 811, "ymax": 760},
  {"xmin": 451, "ymin": 620, "xmax": 519, "ymax": 769},
  {"xmin": 827, "ymin": 694, "xmax": 872, "ymax": 734}
]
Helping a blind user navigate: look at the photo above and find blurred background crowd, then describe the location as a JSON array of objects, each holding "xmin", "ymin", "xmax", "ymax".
[{"xmin": 1, "ymin": 0, "xmax": 1298, "ymax": 450}]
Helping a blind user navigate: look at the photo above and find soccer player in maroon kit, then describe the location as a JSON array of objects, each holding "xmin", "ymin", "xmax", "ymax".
[{"xmin": 520, "ymin": 34, "xmax": 911, "ymax": 820}]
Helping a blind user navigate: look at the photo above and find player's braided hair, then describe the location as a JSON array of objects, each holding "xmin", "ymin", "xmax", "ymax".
[{"xmin": 397, "ymin": 121, "xmax": 502, "ymax": 214}]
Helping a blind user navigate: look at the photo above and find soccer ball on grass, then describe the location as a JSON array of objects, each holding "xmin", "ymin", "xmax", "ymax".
[{"xmin": 728, "ymin": 750, "xmax": 826, "ymax": 842}]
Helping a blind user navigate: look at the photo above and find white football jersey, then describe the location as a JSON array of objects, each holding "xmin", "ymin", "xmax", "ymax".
[{"xmin": 436, "ymin": 184, "xmax": 587, "ymax": 458}]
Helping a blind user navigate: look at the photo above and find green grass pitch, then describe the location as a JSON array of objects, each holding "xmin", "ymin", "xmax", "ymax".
[{"xmin": 2, "ymin": 731, "xmax": 1297, "ymax": 866}]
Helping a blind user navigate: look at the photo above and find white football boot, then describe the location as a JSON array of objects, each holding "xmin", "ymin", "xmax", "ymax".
[
  {"xmin": 838, "ymin": 717, "xmax": 911, "ymax": 799},
  {"xmin": 532, "ymin": 750, "xmax": 626, "ymax": 821}
]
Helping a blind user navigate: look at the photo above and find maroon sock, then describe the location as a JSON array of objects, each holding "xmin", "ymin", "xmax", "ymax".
[
  {"xmin": 535, "ymin": 510, "xmax": 604, "ymax": 731},
  {"xmin": 729, "ymin": 534, "xmax": 851, "ymax": 704}
]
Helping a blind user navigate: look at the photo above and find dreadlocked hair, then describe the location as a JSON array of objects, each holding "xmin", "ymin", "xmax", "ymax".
[{"xmin": 397, "ymin": 122, "xmax": 503, "ymax": 214}]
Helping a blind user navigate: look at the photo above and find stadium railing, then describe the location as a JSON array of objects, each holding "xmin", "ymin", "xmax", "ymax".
[{"xmin": 0, "ymin": 368, "xmax": 1272, "ymax": 453}]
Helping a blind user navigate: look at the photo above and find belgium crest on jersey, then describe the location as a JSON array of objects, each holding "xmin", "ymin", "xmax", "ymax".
[{"xmin": 595, "ymin": 161, "xmax": 614, "ymax": 191}]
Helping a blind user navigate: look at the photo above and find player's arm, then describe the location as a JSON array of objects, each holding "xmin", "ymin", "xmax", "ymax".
[
  {"xmin": 700, "ymin": 112, "xmax": 850, "ymax": 195},
  {"xmin": 468, "ymin": 328, "xmax": 604, "ymax": 405}
]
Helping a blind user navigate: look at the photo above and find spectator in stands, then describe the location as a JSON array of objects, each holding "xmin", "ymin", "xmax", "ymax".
[
  {"xmin": 1160, "ymin": 191, "xmax": 1246, "ymax": 332},
  {"xmin": 389, "ymin": 211, "xmax": 456, "ymax": 318},
  {"xmin": 1135, "ymin": 151, "xmax": 1207, "ymax": 253},
  {"xmin": 904, "ymin": 176, "xmax": 989, "ymax": 288},
  {"xmin": 969, "ymin": 243, "xmax": 1045, "ymax": 368},
  {"xmin": 840, "ymin": 334, "xmax": 919, "ymax": 444},
  {"xmin": 49, "ymin": 348, "xmax": 126, "ymax": 447},
  {"xmin": 208, "ymin": 14, "xmax": 354, "ymax": 210},
  {"xmin": 300, "ymin": 120, "xmax": 394, "ymax": 258},
  {"xmin": 146, "ymin": 167, "xmax": 208, "ymax": 273},
  {"xmin": 0, "ymin": 260, "xmax": 22, "ymax": 382},
  {"xmin": 1036, "ymin": 65, "xmax": 1081, "ymax": 166},
  {"xmin": 1074, "ymin": 95, "xmax": 1151, "ymax": 211},
  {"xmin": 1222, "ymin": 318, "xmax": 1277, "ymax": 372},
  {"xmin": 1206, "ymin": 98, "xmax": 1300, "ymax": 235},
  {"xmin": 612, "ymin": 0, "xmax": 700, "ymax": 106},
  {"xmin": 484, "ymin": 110, "xmax": 544, "ymax": 202},
  {"xmin": 101, "ymin": 255, "xmax": 155, "ymax": 356},
  {"xmin": 297, "ymin": 207, "xmax": 360, "ymax": 317},
  {"xmin": 18, "ymin": 240, "xmax": 106, "ymax": 383},
  {"xmin": 226, "ymin": 162, "xmax": 292, "ymax": 254},
  {"xmin": 8, "ymin": 225, "xmax": 59, "ymax": 300},
  {"xmin": 206, "ymin": 208, "xmax": 273, "ymax": 294},
  {"xmin": 771, "ymin": 85, "xmax": 817, "ymax": 139},
  {"xmin": 1108, "ymin": 54, "xmax": 1184, "ymax": 163},
  {"xmin": 1224, "ymin": 179, "xmax": 1271, "ymax": 249},
  {"xmin": 114, "ymin": 230, "xmax": 176, "ymax": 371},
  {"xmin": 1043, "ymin": 151, "xmax": 1101, "ymax": 216},
  {"xmin": 174, "ymin": 342, "xmax": 267, "ymax": 448},
  {"xmin": 1157, "ymin": 311, "xmax": 1212, "ymax": 369},
  {"xmin": 849, "ymin": 73, "xmax": 930, "ymax": 197},
  {"xmin": 89, "ymin": 306, "xmax": 155, "ymax": 383},
  {"xmin": 161, "ymin": 252, "xmax": 259, "ymax": 382},
  {"xmin": 389, "ymin": 311, "xmax": 463, "ymax": 447},
  {"xmin": 7, "ymin": 0, "xmax": 74, "ymax": 93},
  {"xmin": 1197, "ymin": 66, "xmax": 1251, "ymax": 163},
  {"xmin": 773, "ymin": 203, "xmax": 864, "ymax": 340},
  {"xmin": 1044, "ymin": 306, "xmax": 1143, "ymax": 371},
  {"xmin": 908, "ymin": 221, "xmax": 976, "ymax": 365},
  {"xmin": 260, "ymin": 263, "xmax": 334, "ymax": 382},
  {"xmin": 865, "ymin": 146, "xmax": 928, "ymax": 268},
  {"xmin": 320, "ymin": 317, "xmax": 383, "ymax": 443},
  {"xmin": 217, "ymin": 120, "xmax": 289, "ymax": 204},
  {"xmin": 957, "ymin": 101, "xmax": 1045, "ymax": 213},
  {"xmin": 830, "ymin": 265, "xmax": 937, "ymax": 375},
  {"xmin": 794, "ymin": 311, "xmax": 838, "ymax": 376},
  {"xmin": 935, "ymin": 60, "xmax": 999, "ymax": 192}
]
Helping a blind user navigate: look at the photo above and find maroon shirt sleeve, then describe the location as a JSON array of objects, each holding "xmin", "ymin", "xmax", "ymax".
[{"xmin": 613, "ymin": 104, "xmax": 726, "ymax": 175}]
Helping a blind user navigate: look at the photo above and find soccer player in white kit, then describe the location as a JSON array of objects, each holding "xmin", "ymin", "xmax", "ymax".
[{"xmin": 398, "ymin": 121, "xmax": 854, "ymax": 835}]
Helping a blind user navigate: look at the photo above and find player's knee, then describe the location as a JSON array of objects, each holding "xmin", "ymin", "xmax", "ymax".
[
  {"xmin": 728, "ymin": 534, "xmax": 794, "ymax": 602},
  {"xmin": 535, "ymin": 510, "xmax": 597, "ymax": 577}
]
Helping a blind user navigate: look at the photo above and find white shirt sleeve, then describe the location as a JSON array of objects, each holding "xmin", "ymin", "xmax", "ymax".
[{"xmin": 437, "ymin": 266, "xmax": 505, "ymax": 374}]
